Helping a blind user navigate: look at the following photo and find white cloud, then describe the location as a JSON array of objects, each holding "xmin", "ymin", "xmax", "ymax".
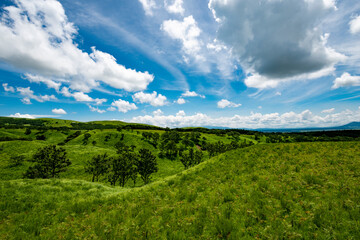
[
  {"xmin": 161, "ymin": 16, "xmax": 203, "ymax": 61},
  {"xmin": 111, "ymin": 99, "xmax": 138, "ymax": 113},
  {"xmin": 165, "ymin": 0, "xmax": 185, "ymax": 15},
  {"xmin": 21, "ymin": 97, "xmax": 32, "ymax": 105},
  {"xmin": 209, "ymin": 0, "xmax": 345, "ymax": 89},
  {"xmin": 88, "ymin": 105, "xmax": 106, "ymax": 114},
  {"xmin": 60, "ymin": 87, "xmax": 107, "ymax": 105},
  {"xmin": 0, "ymin": 0, "xmax": 154, "ymax": 93},
  {"xmin": 52, "ymin": 108, "xmax": 67, "ymax": 114},
  {"xmin": 9, "ymin": 113, "xmax": 35, "ymax": 119},
  {"xmin": 332, "ymin": 72, "xmax": 360, "ymax": 89},
  {"xmin": 217, "ymin": 99, "xmax": 241, "ymax": 109},
  {"xmin": 176, "ymin": 98, "xmax": 186, "ymax": 104},
  {"xmin": 176, "ymin": 110, "xmax": 186, "ymax": 117},
  {"xmin": 8, "ymin": 113, "xmax": 56, "ymax": 119},
  {"xmin": 350, "ymin": 16, "xmax": 360, "ymax": 34},
  {"xmin": 24, "ymin": 74, "xmax": 62, "ymax": 91},
  {"xmin": 181, "ymin": 90, "xmax": 205, "ymax": 98},
  {"xmin": 275, "ymin": 92, "xmax": 282, "ymax": 96},
  {"xmin": 17, "ymin": 86, "xmax": 57, "ymax": 103},
  {"xmin": 131, "ymin": 108, "xmax": 360, "ymax": 129},
  {"xmin": 2, "ymin": 83, "xmax": 15, "ymax": 93},
  {"xmin": 107, "ymin": 106, "xmax": 117, "ymax": 112},
  {"xmin": 133, "ymin": 91, "xmax": 167, "ymax": 106},
  {"xmin": 153, "ymin": 109, "xmax": 163, "ymax": 116},
  {"xmin": 321, "ymin": 108, "xmax": 335, "ymax": 114},
  {"xmin": 72, "ymin": 92, "xmax": 94, "ymax": 102},
  {"xmin": 138, "ymin": 0, "xmax": 157, "ymax": 16}
]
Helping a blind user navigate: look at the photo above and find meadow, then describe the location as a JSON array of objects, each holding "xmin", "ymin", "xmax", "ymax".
[{"xmin": 0, "ymin": 117, "xmax": 359, "ymax": 239}]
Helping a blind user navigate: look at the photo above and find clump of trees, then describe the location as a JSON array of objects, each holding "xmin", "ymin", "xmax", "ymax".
[
  {"xmin": 85, "ymin": 143, "xmax": 158, "ymax": 187},
  {"xmin": 141, "ymin": 132, "xmax": 160, "ymax": 148},
  {"xmin": 82, "ymin": 133, "xmax": 91, "ymax": 145},
  {"xmin": 204, "ymin": 140, "xmax": 254, "ymax": 158},
  {"xmin": 58, "ymin": 130, "xmax": 81, "ymax": 145},
  {"xmin": 24, "ymin": 145, "xmax": 71, "ymax": 178},
  {"xmin": 180, "ymin": 148, "xmax": 203, "ymax": 169}
]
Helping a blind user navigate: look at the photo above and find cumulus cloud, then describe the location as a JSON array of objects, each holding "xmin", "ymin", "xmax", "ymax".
[
  {"xmin": 88, "ymin": 105, "xmax": 106, "ymax": 114},
  {"xmin": 138, "ymin": 0, "xmax": 157, "ymax": 16},
  {"xmin": 208, "ymin": 0, "xmax": 345, "ymax": 89},
  {"xmin": 60, "ymin": 87, "xmax": 107, "ymax": 105},
  {"xmin": 217, "ymin": 99, "xmax": 241, "ymax": 109},
  {"xmin": 153, "ymin": 109, "xmax": 163, "ymax": 116},
  {"xmin": 9, "ymin": 113, "xmax": 56, "ymax": 119},
  {"xmin": 332, "ymin": 72, "xmax": 360, "ymax": 89},
  {"xmin": 165, "ymin": 0, "xmax": 185, "ymax": 15},
  {"xmin": 350, "ymin": 16, "xmax": 360, "ymax": 34},
  {"xmin": 2, "ymin": 83, "xmax": 15, "ymax": 93},
  {"xmin": 0, "ymin": 0, "xmax": 154, "ymax": 93},
  {"xmin": 9, "ymin": 113, "xmax": 35, "ymax": 119},
  {"xmin": 21, "ymin": 98, "xmax": 32, "ymax": 105},
  {"xmin": 321, "ymin": 108, "xmax": 335, "ymax": 114},
  {"xmin": 52, "ymin": 108, "xmax": 67, "ymax": 114},
  {"xmin": 131, "ymin": 109, "xmax": 360, "ymax": 129},
  {"xmin": 181, "ymin": 90, "xmax": 205, "ymax": 98},
  {"xmin": 176, "ymin": 98, "xmax": 186, "ymax": 104},
  {"xmin": 161, "ymin": 16, "xmax": 203, "ymax": 62},
  {"xmin": 133, "ymin": 91, "xmax": 167, "ymax": 106},
  {"xmin": 111, "ymin": 99, "xmax": 138, "ymax": 113},
  {"xmin": 17, "ymin": 86, "xmax": 57, "ymax": 104}
]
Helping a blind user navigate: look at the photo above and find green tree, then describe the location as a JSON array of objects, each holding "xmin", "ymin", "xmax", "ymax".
[
  {"xmin": 25, "ymin": 128, "xmax": 31, "ymax": 135},
  {"xmin": 137, "ymin": 149, "xmax": 158, "ymax": 184},
  {"xmin": 85, "ymin": 153, "xmax": 110, "ymax": 182},
  {"xmin": 24, "ymin": 145, "xmax": 71, "ymax": 179},
  {"xmin": 82, "ymin": 133, "xmax": 91, "ymax": 145},
  {"xmin": 108, "ymin": 150, "xmax": 137, "ymax": 187},
  {"xmin": 180, "ymin": 148, "xmax": 203, "ymax": 169}
]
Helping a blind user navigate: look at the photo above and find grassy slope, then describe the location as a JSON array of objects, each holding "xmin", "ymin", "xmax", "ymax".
[{"xmin": 1, "ymin": 142, "xmax": 359, "ymax": 239}]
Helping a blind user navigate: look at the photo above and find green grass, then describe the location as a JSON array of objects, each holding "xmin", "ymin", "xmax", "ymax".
[{"xmin": 1, "ymin": 142, "xmax": 359, "ymax": 239}]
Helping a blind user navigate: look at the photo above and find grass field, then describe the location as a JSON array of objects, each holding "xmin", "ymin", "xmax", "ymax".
[{"xmin": 1, "ymin": 134, "xmax": 360, "ymax": 238}]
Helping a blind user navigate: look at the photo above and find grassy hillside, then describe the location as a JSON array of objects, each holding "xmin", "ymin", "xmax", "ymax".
[{"xmin": 1, "ymin": 142, "xmax": 359, "ymax": 239}]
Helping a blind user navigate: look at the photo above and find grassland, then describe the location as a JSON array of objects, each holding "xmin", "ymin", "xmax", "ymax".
[{"xmin": 0, "ymin": 118, "xmax": 359, "ymax": 239}]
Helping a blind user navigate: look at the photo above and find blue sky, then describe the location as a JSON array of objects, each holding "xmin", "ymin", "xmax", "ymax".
[{"xmin": 0, "ymin": 0, "xmax": 360, "ymax": 128}]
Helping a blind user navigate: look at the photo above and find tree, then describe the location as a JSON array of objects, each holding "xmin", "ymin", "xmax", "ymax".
[
  {"xmin": 24, "ymin": 145, "xmax": 71, "ymax": 179},
  {"xmin": 137, "ymin": 149, "xmax": 158, "ymax": 184},
  {"xmin": 108, "ymin": 152, "xmax": 137, "ymax": 187},
  {"xmin": 25, "ymin": 128, "xmax": 31, "ymax": 135},
  {"xmin": 180, "ymin": 148, "xmax": 203, "ymax": 169},
  {"xmin": 82, "ymin": 133, "xmax": 91, "ymax": 145},
  {"xmin": 36, "ymin": 134, "xmax": 46, "ymax": 140},
  {"xmin": 85, "ymin": 153, "xmax": 110, "ymax": 182}
]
